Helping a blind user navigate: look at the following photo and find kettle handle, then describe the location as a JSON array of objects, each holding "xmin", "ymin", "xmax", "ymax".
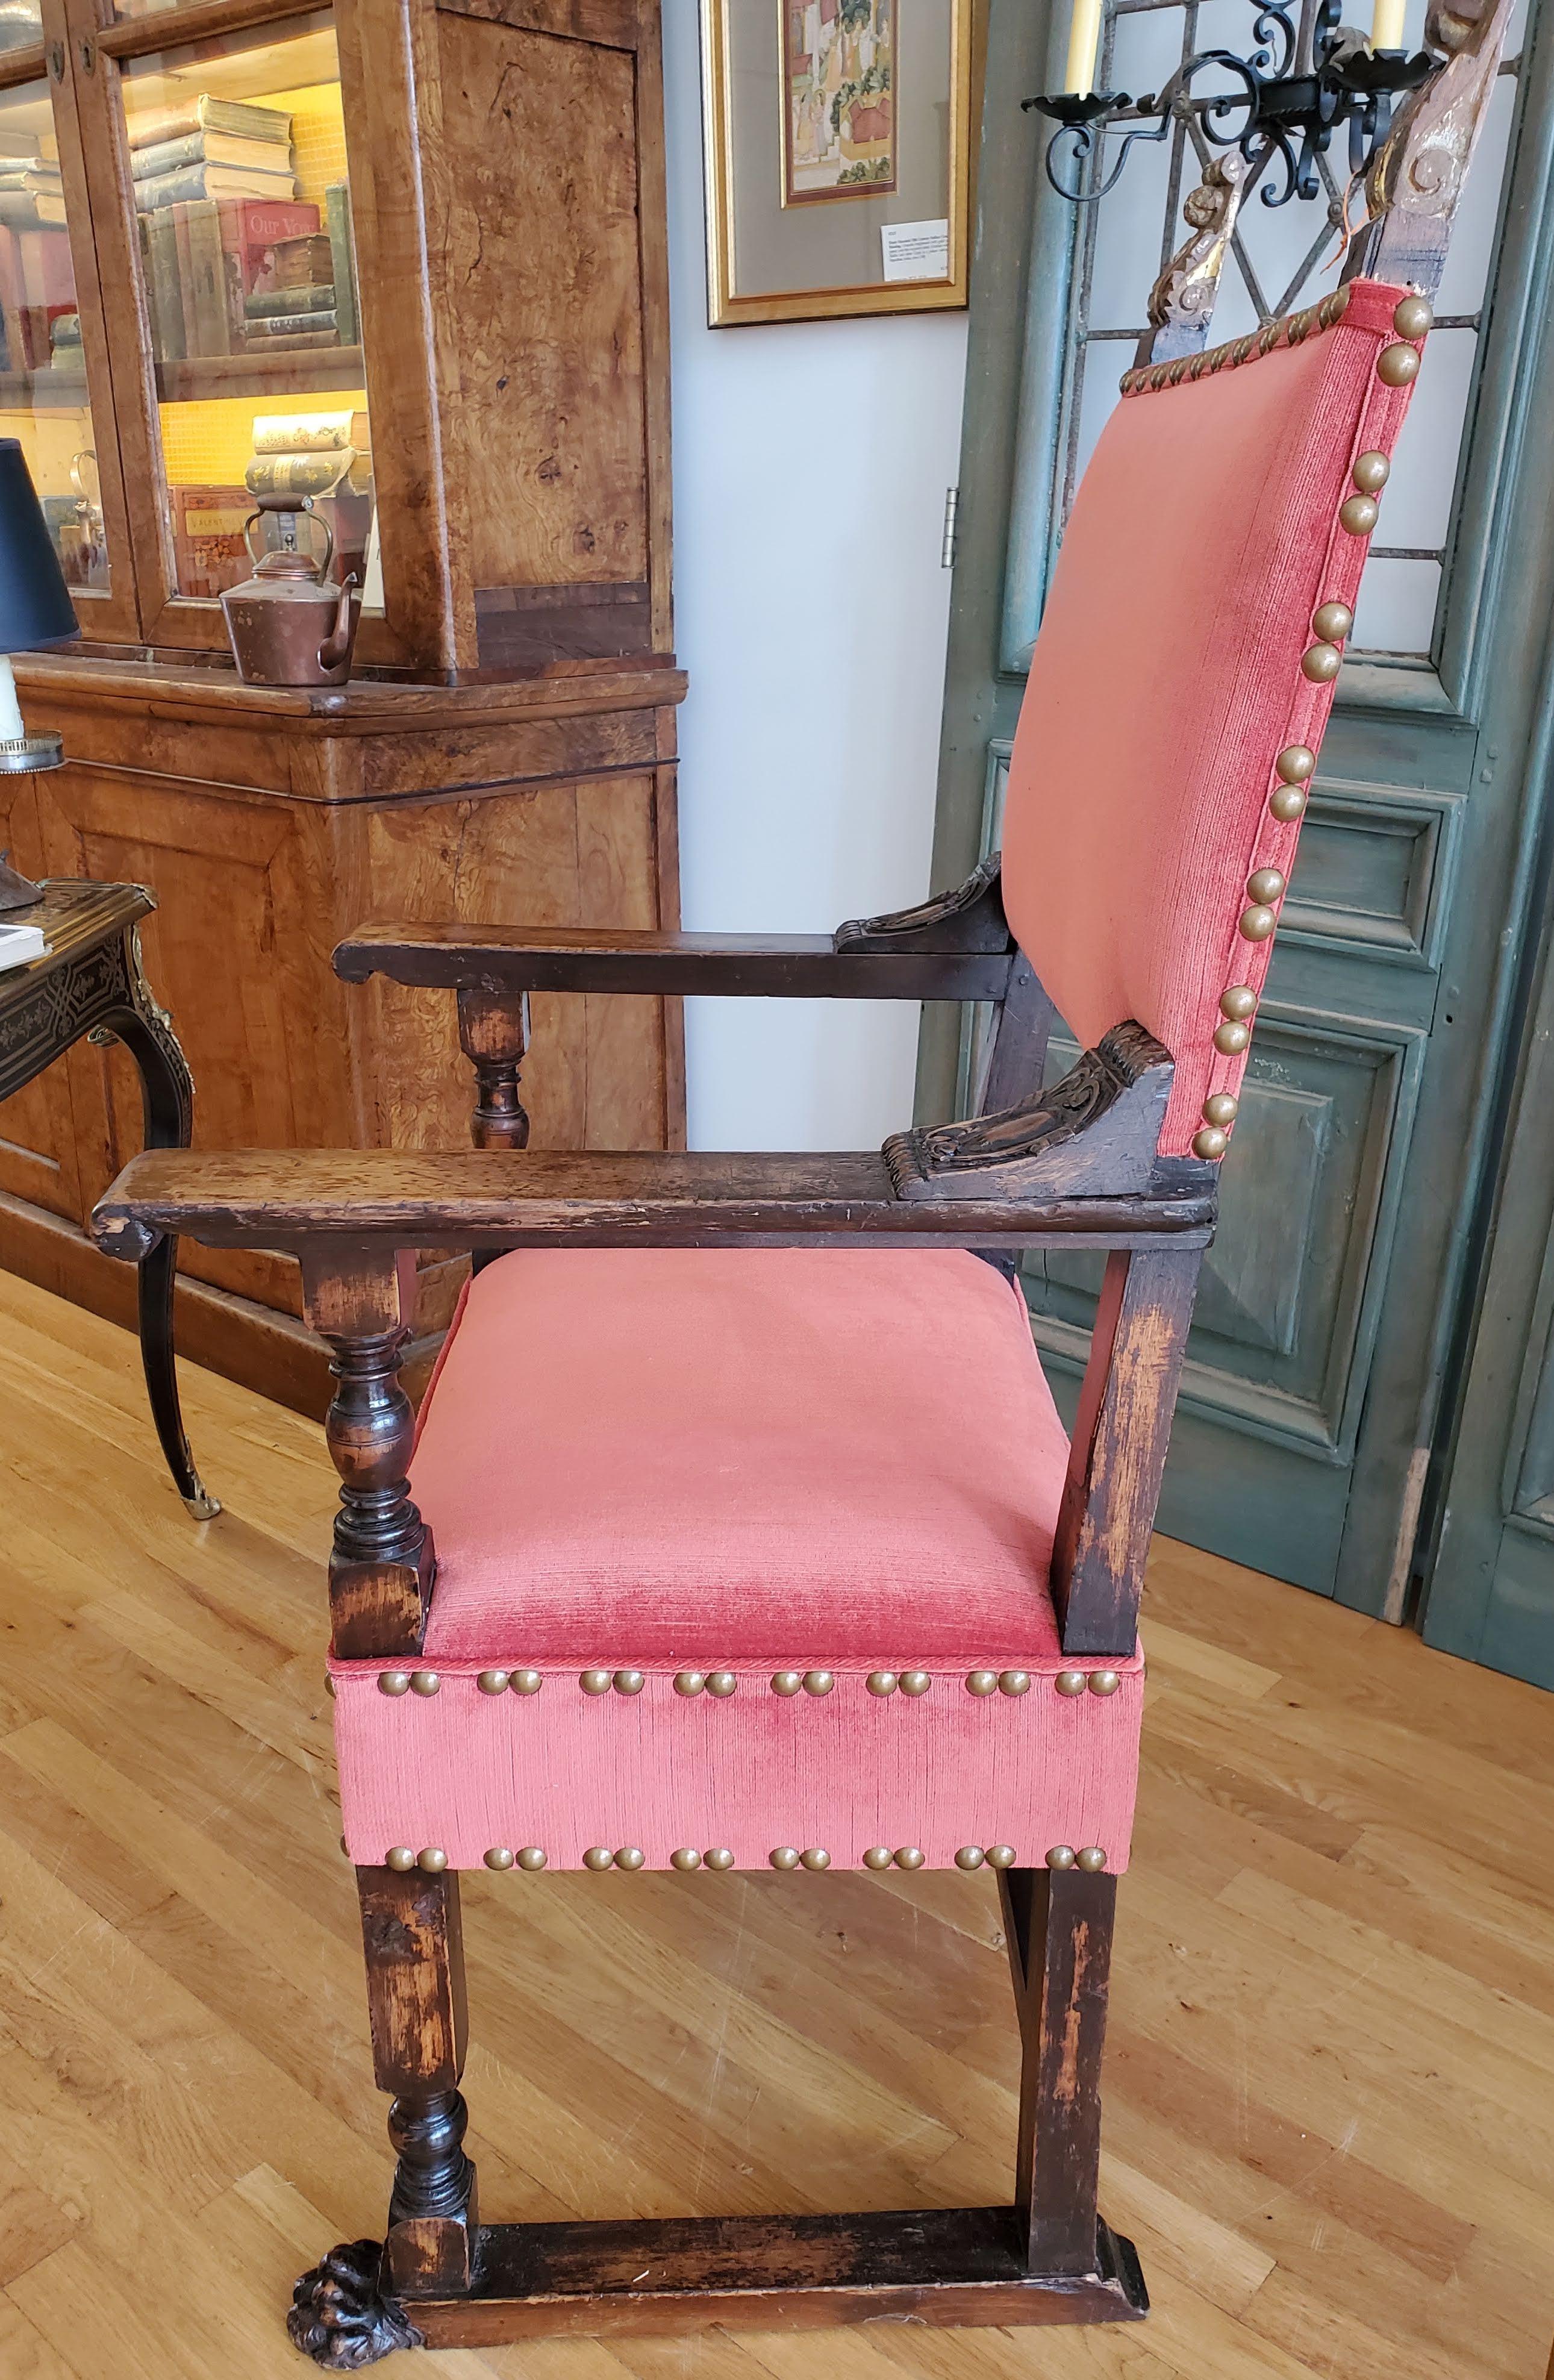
[{"xmin": 243, "ymin": 494, "xmax": 334, "ymax": 579}]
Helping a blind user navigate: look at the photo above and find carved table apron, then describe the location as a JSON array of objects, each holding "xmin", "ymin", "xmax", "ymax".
[{"xmin": 1, "ymin": 880, "xmax": 217, "ymax": 1517}]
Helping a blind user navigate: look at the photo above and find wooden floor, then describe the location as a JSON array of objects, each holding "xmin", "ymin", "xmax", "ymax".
[{"xmin": 2, "ymin": 1269, "xmax": 1553, "ymax": 2380}]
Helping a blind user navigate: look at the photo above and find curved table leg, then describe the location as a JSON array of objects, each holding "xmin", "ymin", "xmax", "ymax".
[{"xmin": 92, "ymin": 926, "xmax": 220, "ymax": 1519}]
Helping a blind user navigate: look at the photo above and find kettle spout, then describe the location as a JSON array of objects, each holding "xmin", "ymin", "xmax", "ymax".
[{"xmin": 317, "ymin": 573, "xmax": 360, "ymax": 670}]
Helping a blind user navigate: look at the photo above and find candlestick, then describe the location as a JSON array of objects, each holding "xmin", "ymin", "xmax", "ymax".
[
  {"xmin": 0, "ymin": 657, "xmax": 24, "ymax": 745},
  {"xmin": 1370, "ymin": 0, "xmax": 1407, "ymax": 49},
  {"xmin": 1065, "ymin": 0, "xmax": 1103, "ymax": 94}
]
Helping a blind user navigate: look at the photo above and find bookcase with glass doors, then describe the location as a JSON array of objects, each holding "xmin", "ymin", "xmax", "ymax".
[{"xmin": 0, "ymin": 0, "xmax": 681, "ymax": 1413}]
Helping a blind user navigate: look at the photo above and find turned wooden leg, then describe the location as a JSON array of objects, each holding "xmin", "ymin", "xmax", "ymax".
[
  {"xmin": 359, "ymin": 1863, "xmax": 478, "ymax": 2297},
  {"xmin": 1001, "ymin": 1865, "xmax": 1117, "ymax": 2276},
  {"xmin": 458, "ymin": 989, "xmax": 529, "ymax": 1278}
]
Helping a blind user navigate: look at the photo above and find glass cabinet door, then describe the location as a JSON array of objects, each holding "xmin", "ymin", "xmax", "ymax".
[
  {"xmin": 96, "ymin": 5, "xmax": 384, "ymax": 640},
  {"xmin": 0, "ymin": 45, "xmax": 138, "ymax": 642}
]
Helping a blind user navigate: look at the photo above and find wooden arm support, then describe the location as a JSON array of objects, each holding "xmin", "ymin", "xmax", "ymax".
[
  {"xmin": 90, "ymin": 1146, "xmax": 1215, "ymax": 1258},
  {"xmin": 334, "ymin": 861, "xmax": 1014, "ymax": 1001}
]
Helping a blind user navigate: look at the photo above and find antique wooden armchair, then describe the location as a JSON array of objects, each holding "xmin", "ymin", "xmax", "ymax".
[{"xmin": 89, "ymin": 9, "xmax": 1505, "ymax": 2362}]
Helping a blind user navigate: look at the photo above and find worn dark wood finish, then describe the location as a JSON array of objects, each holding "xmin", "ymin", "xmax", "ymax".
[
  {"xmin": 352, "ymin": 1865, "xmax": 477, "ymax": 2297},
  {"xmin": 979, "ymin": 954, "xmax": 1057, "ymax": 1114},
  {"xmin": 0, "ymin": 881, "xmax": 214, "ymax": 1515},
  {"xmin": 1002, "ymin": 1867, "xmax": 1118, "ymax": 2274},
  {"xmin": 1050, "ymin": 1245, "xmax": 1204, "ymax": 1656},
  {"xmin": 361, "ymin": 2208, "xmax": 1145, "ymax": 2346},
  {"xmin": 1343, "ymin": 0, "xmax": 1514, "ymax": 298},
  {"xmin": 92, "ymin": 1146, "xmax": 1216, "ymax": 1257},
  {"xmin": 301, "ymin": 1248, "xmax": 434, "ymax": 1659},
  {"xmin": 833, "ymin": 854, "xmax": 1011, "ymax": 953},
  {"xmin": 457, "ymin": 990, "xmax": 532, "ymax": 1152},
  {"xmin": 337, "ymin": 922, "xmax": 1014, "ymax": 1002},
  {"xmin": 885, "ymin": 1023, "xmax": 1185, "ymax": 1203}
]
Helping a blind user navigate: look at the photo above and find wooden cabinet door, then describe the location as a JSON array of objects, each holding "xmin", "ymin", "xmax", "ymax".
[{"xmin": 928, "ymin": 0, "xmax": 1554, "ymax": 1640}]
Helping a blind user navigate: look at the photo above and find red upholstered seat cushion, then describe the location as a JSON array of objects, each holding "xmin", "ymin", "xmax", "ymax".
[
  {"xmin": 412, "ymin": 1248, "xmax": 1072, "ymax": 1667},
  {"xmin": 329, "ymin": 1251, "xmax": 1146, "ymax": 1875},
  {"xmin": 1001, "ymin": 278, "xmax": 1423, "ymax": 1155}
]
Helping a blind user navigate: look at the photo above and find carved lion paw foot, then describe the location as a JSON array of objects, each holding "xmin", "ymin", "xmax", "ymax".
[{"xmin": 287, "ymin": 2240, "xmax": 425, "ymax": 2369}]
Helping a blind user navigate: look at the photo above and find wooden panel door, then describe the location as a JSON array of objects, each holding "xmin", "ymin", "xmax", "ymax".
[{"xmin": 929, "ymin": 0, "xmax": 1554, "ymax": 1627}]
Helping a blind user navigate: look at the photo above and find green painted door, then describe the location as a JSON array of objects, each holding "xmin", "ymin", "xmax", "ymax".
[{"xmin": 928, "ymin": 0, "xmax": 1554, "ymax": 1651}]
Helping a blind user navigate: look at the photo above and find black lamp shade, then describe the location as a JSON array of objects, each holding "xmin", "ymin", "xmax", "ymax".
[{"xmin": 0, "ymin": 439, "xmax": 78, "ymax": 651}]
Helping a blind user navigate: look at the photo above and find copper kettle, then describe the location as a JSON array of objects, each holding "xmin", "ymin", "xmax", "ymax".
[{"xmin": 220, "ymin": 496, "xmax": 361, "ymax": 687}]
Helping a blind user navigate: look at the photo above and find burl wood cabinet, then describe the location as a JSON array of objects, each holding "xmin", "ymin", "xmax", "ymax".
[{"xmin": 0, "ymin": 0, "xmax": 682, "ymax": 1410}]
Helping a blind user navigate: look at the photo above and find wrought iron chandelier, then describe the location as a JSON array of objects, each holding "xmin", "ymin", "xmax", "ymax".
[{"xmin": 1025, "ymin": 0, "xmax": 1441, "ymax": 206}]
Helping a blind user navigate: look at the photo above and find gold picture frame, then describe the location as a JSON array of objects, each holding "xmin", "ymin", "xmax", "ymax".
[{"xmin": 702, "ymin": 0, "xmax": 973, "ymax": 328}]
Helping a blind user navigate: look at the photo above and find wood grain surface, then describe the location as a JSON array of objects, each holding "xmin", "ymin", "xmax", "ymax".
[{"xmin": 1, "ymin": 1267, "xmax": 1552, "ymax": 2378}]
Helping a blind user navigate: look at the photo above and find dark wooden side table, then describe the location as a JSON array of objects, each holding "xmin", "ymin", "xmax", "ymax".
[{"xmin": 0, "ymin": 879, "xmax": 217, "ymax": 1517}]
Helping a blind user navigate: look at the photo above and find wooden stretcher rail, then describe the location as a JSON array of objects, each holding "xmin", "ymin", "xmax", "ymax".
[{"xmin": 91, "ymin": 1148, "xmax": 1216, "ymax": 1257}]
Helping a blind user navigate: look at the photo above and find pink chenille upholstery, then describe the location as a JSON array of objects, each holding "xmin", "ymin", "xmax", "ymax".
[
  {"xmin": 1002, "ymin": 278, "xmax": 1423, "ymax": 1155},
  {"xmin": 331, "ymin": 1249, "xmax": 1144, "ymax": 1873}
]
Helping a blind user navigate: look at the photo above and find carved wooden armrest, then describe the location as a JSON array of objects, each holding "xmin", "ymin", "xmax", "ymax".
[
  {"xmin": 334, "ymin": 921, "xmax": 1013, "ymax": 1001},
  {"xmin": 832, "ymin": 855, "xmax": 1010, "ymax": 953},
  {"xmin": 91, "ymin": 1146, "xmax": 1214, "ymax": 1261}
]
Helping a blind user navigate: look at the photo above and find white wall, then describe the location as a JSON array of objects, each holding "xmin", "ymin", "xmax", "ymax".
[{"xmin": 660, "ymin": 5, "xmax": 969, "ymax": 1151}]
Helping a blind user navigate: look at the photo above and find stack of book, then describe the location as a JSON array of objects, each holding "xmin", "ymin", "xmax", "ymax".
[
  {"xmin": 0, "ymin": 133, "xmax": 63, "ymax": 230},
  {"xmin": 131, "ymin": 96, "xmax": 296, "ymax": 211},
  {"xmin": 242, "ymin": 184, "xmax": 358, "ymax": 351},
  {"xmin": 243, "ymin": 407, "xmax": 370, "ymax": 500}
]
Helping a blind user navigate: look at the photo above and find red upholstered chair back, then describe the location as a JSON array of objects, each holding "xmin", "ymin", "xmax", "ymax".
[{"xmin": 1000, "ymin": 278, "xmax": 1424, "ymax": 1160}]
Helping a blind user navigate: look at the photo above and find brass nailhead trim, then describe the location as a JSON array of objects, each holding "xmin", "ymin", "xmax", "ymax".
[
  {"xmin": 899, "ymin": 1670, "xmax": 932, "ymax": 1695},
  {"xmin": 511, "ymin": 1670, "xmax": 543, "ymax": 1694},
  {"xmin": 517, "ymin": 1846, "xmax": 547, "ymax": 1870},
  {"xmin": 1247, "ymin": 867, "xmax": 1286, "ymax": 904},
  {"xmin": 999, "ymin": 1670, "xmax": 1031, "ymax": 1696},
  {"xmin": 676, "ymin": 1671, "xmax": 707, "ymax": 1695},
  {"xmin": 1046, "ymin": 1844, "xmax": 1077, "ymax": 1870},
  {"xmin": 771, "ymin": 1672, "xmax": 802, "ymax": 1694},
  {"xmin": 582, "ymin": 1846, "xmax": 613, "ymax": 1870},
  {"xmin": 801, "ymin": 1670, "xmax": 834, "ymax": 1696},
  {"xmin": 770, "ymin": 1846, "xmax": 800, "ymax": 1870},
  {"xmin": 893, "ymin": 1847, "xmax": 925, "ymax": 1870},
  {"xmin": 1203, "ymin": 1092, "xmax": 1238, "ymax": 1128},
  {"xmin": 800, "ymin": 1847, "xmax": 831, "ymax": 1870},
  {"xmin": 1088, "ymin": 1669, "xmax": 1122, "ymax": 1697},
  {"xmin": 410, "ymin": 1671, "xmax": 440, "ymax": 1697},
  {"xmin": 476, "ymin": 1670, "xmax": 508, "ymax": 1695},
  {"xmin": 1394, "ymin": 293, "xmax": 1433, "ymax": 338},
  {"xmin": 1220, "ymin": 984, "xmax": 1257, "ymax": 1022},
  {"xmin": 955, "ymin": 1846, "xmax": 985, "ymax": 1870},
  {"xmin": 1239, "ymin": 905, "xmax": 1276, "ymax": 942},
  {"xmin": 614, "ymin": 1847, "xmax": 644, "ymax": 1870},
  {"xmin": 416, "ymin": 1847, "xmax": 448, "ymax": 1872},
  {"xmin": 1077, "ymin": 1846, "xmax": 1109, "ymax": 1873},
  {"xmin": 985, "ymin": 1844, "xmax": 1017, "ymax": 1869},
  {"xmin": 1214, "ymin": 1019, "xmax": 1250, "ymax": 1054},
  {"xmin": 581, "ymin": 1670, "xmax": 612, "ymax": 1694},
  {"xmin": 1193, "ymin": 1125, "xmax": 1229, "ymax": 1161},
  {"xmin": 378, "ymin": 1671, "xmax": 411, "ymax": 1696},
  {"xmin": 1055, "ymin": 1669, "xmax": 1087, "ymax": 1696},
  {"xmin": 867, "ymin": 1671, "xmax": 898, "ymax": 1695},
  {"xmin": 1269, "ymin": 784, "xmax": 1307, "ymax": 823},
  {"xmin": 1301, "ymin": 642, "xmax": 1342, "ymax": 683},
  {"xmin": 1340, "ymin": 493, "xmax": 1379, "ymax": 535},
  {"xmin": 707, "ymin": 1671, "xmax": 738, "ymax": 1697},
  {"xmin": 1352, "ymin": 451, "xmax": 1390, "ymax": 493},
  {"xmin": 863, "ymin": 1846, "xmax": 893, "ymax": 1869},
  {"xmin": 966, "ymin": 1670, "xmax": 999, "ymax": 1696},
  {"xmin": 670, "ymin": 1847, "xmax": 701, "ymax": 1870},
  {"xmin": 613, "ymin": 1670, "xmax": 644, "ymax": 1695},
  {"xmin": 1377, "ymin": 340, "xmax": 1420, "ymax": 387},
  {"xmin": 1276, "ymin": 744, "xmax": 1315, "ymax": 784},
  {"xmin": 484, "ymin": 1847, "xmax": 515, "ymax": 1869},
  {"xmin": 325, "ymin": 1675, "xmax": 335, "ymax": 1698},
  {"xmin": 704, "ymin": 1847, "xmax": 735, "ymax": 1869},
  {"xmin": 1312, "ymin": 600, "xmax": 1353, "ymax": 643},
  {"xmin": 385, "ymin": 1846, "xmax": 416, "ymax": 1871}
]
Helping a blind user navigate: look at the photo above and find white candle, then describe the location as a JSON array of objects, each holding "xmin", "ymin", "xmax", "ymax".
[
  {"xmin": 1371, "ymin": 0, "xmax": 1407, "ymax": 48},
  {"xmin": 0, "ymin": 656, "xmax": 24, "ymax": 744},
  {"xmin": 1065, "ymin": 0, "xmax": 1104, "ymax": 93}
]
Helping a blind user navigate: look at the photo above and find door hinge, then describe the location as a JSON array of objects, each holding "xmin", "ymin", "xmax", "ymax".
[{"xmin": 941, "ymin": 485, "xmax": 960, "ymax": 571}]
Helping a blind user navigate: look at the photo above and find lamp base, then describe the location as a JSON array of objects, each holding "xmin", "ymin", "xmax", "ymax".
[{"xmin": 0, "ymin": 729, "xmax": 63, "ymax": 776}]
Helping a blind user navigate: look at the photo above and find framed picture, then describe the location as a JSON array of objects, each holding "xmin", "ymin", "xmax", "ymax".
[{"xmin": 701, "ymin": 0, "xmax": 974, "ymax": 328}]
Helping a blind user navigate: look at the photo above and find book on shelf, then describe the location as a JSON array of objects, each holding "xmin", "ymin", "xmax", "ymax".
[
  {"xmin": 141, "ymin": 208, "xmax": 183, "ymax": 362},
  {"xmin": 0, "ymin": 226, "xmax": 74, "ymax": 369},
  {"xmin": 245, "ymin": 451, "xmax": 354, "ymax": 498},
  {"xmin": 134, "ymin": 162, "xmax": 297, "ymax": 213},
  {"xmin": 0, "ymin": 167, "xmax": 62, "ymax": 197},
  {"xmin": 48, "ymin": 310, "xmax": 81, "ymax": 360},
  {"xmin": 324, "ymin": 183, "xmax": 359, "ymax": 346},
  {"xmin": 252, "ymin": 407, "xmax": 359, "ymax": 455},
  {"xmin": 0, "ymin": 189, "xmax": 65, "ymax": 228},
  {"xmin": 132, "ymin": 131, "xmax": 295, "ymax": 181},
  {"xmin": 245, "ymin": 282, "xmax": 334, "ymax": 319},
  {"xmin": 129, "ymin": 96, "xmax": 293, "ymax": 152},
  {"xmin": 265, "ymin": 231, "xmax": 334, "ymax": 292},
  {"xmin": 170, "ymin": 483, "xmax": 251, "ymax": 599},
  {"xmin": 178, "ymin": 199, "xmax": 241, "ymax": 358},
  {"xmin": 245, "ymin": 308, "xmax": 338, "ymax": 342},
  {"xmin": 215, "ymin": 198, "xmax": 322, "ymax": 299}
]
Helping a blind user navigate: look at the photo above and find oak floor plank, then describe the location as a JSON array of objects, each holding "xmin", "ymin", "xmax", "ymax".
[{"xmin": 1, "ymin": 1270, "xmax": 1552, "ymax": 2378}]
